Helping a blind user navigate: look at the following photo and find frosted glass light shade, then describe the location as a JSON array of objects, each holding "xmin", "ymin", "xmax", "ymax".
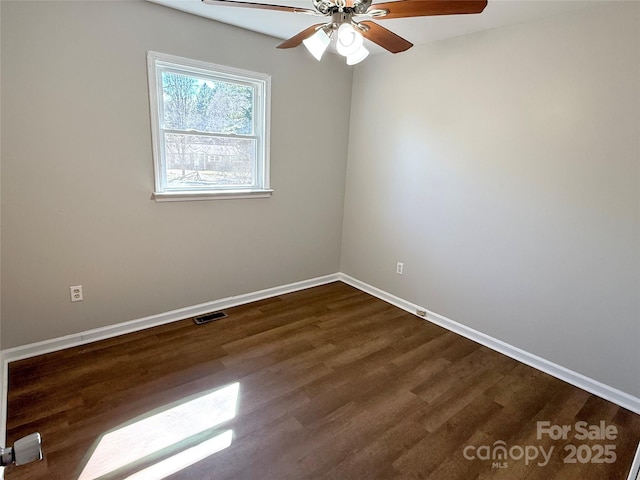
[
  {"xmin": 336, "ymin": 23, "xmax": 363, "ymax": 57},
  {"xmin": 303, "ymin": 29, "xmax": 331, "ymax": 61},
  {"xmin": 346, "ymin": 45, "xmax": 369, "ymax": 65}
]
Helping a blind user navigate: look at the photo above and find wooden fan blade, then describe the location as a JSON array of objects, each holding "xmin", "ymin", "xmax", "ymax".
[
  {"xmin": 359, "ymin": 21, "xmax": 413, "ymax": 53},
  {"xmin": 371, "ymin": 0, "xmax": 487, "ymax": 19},
  {"xmin": 277, "ymin": 24, "xmax": 325, "ymax": 49},
  {"xmin": 202, "ymin": 0, "xmax": 314, "ymax": 14}
]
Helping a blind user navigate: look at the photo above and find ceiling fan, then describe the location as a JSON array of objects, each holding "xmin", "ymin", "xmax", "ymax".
[{"xmin": 202, "ymin": 0, "xmax": 488, "ymax": 64}]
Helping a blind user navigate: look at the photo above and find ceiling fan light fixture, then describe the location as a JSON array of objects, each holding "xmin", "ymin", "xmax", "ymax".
[
  {"xmin": 346, "ymin": 44, "xmax": 369, "ymax": 65},
  {"xmin": 302, "ymin": 28, "xmax": 331, "ymax": 61},
  {"xmin": 336, "ymin": 23, "xmax": 363, "ymax": 57}
]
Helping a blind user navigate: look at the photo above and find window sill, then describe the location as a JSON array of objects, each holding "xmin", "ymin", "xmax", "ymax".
[{"xmin": 152, "ymin": 189, "xmax": 274, "ymax": 202}]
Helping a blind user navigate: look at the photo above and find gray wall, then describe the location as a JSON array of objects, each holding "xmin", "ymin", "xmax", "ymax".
[
  {"xmin": 341, "ymin": 2, "xmax": 640, "ymax": 397},
  {"xmin": 1, "ymin": 0, "xmax": 352, "ymax": 347}
]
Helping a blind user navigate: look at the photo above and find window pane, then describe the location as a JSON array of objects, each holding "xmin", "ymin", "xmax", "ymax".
[
  {"xmin": 161, "ymin": 72, "xmax": 254, "ymax": 135},
  {"xmin": 148, "ymin": 52, "xmax": 270, "ymax": 199},
  {"xmin": 164, "ymin": 133, "xmax": 257, "ymax": 189}
]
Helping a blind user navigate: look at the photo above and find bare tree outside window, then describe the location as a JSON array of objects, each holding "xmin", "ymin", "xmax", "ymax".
[{"xmin": 162, "ymin": 73, "xmax": 255, "ymax": 187}]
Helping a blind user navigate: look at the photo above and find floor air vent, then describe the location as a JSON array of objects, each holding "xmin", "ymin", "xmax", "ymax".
[{"xmin": 193, "ymin": 311, "xmax": 228, "ymax": 325}]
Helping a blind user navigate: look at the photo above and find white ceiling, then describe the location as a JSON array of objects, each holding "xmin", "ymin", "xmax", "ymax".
[{"xmin": 147, "ymin": 0, "xmax": 598, "ymax": 55}]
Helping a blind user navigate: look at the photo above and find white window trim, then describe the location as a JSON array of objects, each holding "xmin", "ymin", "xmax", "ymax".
[
  {"xmin": 152, "ymin": 189, "xmax": 273, "ymax": 202},
  {"xmin": 147, "ymin": 51, "xmax": 272, "ymax": 202}
]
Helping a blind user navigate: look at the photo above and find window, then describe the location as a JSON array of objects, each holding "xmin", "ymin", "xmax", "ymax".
[{"xmin": 147, "ymin": 51, "xmax": 271, "ymax": 201}]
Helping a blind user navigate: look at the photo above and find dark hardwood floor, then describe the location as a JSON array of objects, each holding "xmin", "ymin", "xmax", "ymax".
[{"xmin": 5, "ymin": 282, "xmax": 640, "ymax": 479}]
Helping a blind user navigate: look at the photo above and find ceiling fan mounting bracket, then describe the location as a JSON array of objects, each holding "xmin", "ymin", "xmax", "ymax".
[
  {"xmin": 366, "ymin": 8, "xmax": 389, "ymax": 18},
  {"xmin": 352, "ymin": 0, "xmax": 373, "ymax": 15},
  {"xmin": 313, "ymin": 2, "xmax": 369, "ymax": 18},
  {"xmin": 312, "ymin": 0, "xmax": 333, "ymax": 15},
  {"xmin": 353, "ymin": 21, "xmax": 369, "ymax": 32}
]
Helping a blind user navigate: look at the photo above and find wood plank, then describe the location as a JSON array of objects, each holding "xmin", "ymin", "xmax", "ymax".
[{"xmin": 5, "ymin": 282, "xmax": 640, "ymax": 480}]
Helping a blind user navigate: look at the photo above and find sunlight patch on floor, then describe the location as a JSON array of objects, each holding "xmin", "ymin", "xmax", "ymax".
[
  {"xmin": 123, "ymin": 429, "xmax": 233, "ymax": 480},
  {"xmin": 78, "ymin": 382, "xmax": 240, "ymax": 480}
]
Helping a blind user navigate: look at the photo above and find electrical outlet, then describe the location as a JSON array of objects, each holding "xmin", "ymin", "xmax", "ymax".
[
  {"xmin": 70, "ymin": 285, "xmax": 83, "ymax": 302},
  {"xmin": 396, "ymin": 262, "xmax": 404, "ymax": 275}
]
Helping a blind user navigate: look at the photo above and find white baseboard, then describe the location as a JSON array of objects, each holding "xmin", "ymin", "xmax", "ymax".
[
  {"xmin": 1, "ymin": 272, "xmax": 638, "ymax": 480},
  {"xmin": 629, "ymin": 442, "xmax": 640, "ymax": 480},
  {"xmin": 1, "ymin": 273, "xmax": 340, "ymax": 364},
  {"xmin": 338, "ymin": 273, "xmax": 640, "ymax": 415}
]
